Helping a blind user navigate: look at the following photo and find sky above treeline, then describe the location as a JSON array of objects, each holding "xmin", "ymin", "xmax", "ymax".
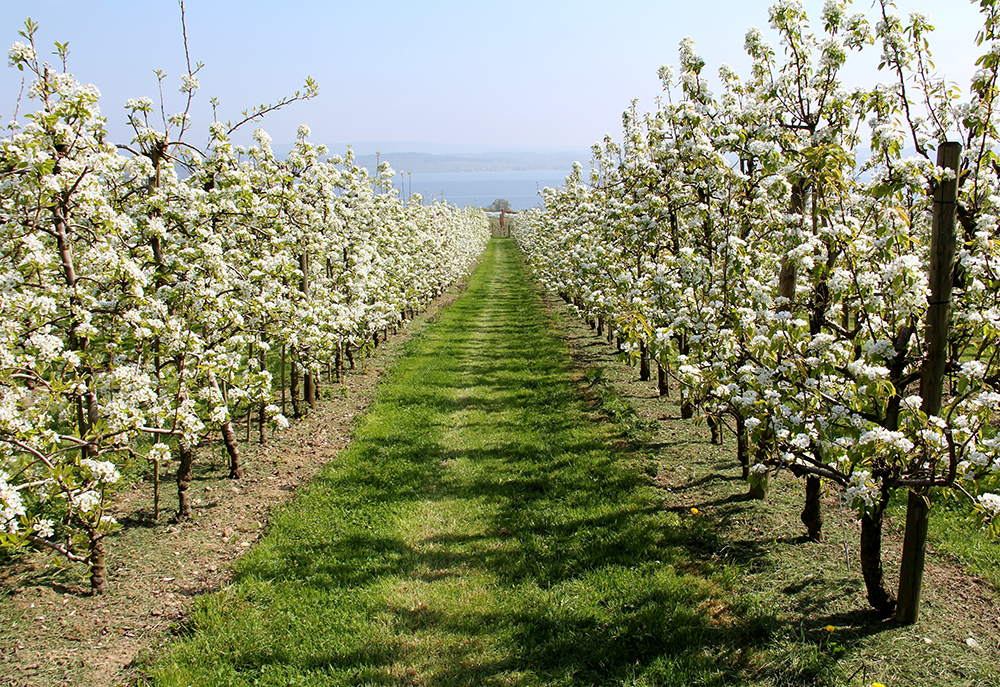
[{"xmin": 0, "ymin": 0, "xmax": 987, "ymax": 154}]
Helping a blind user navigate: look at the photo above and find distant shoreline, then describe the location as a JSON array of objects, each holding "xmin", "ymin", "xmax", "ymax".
[
  {"xmin": 354, "ymin": 150, "xmax": 587, "ymax": 174},
  {"xmin": 391, "ymin": 169, "xmax": 573, "ymax": 211}
]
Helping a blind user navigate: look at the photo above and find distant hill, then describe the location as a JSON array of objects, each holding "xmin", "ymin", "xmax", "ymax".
[{"xmin": 353, "ymin": 150, "xmax": 587, "ymax": 174}]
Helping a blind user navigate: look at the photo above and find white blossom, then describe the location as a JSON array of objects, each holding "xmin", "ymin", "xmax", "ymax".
[
  {"xmin": 980, "ymin": 493, "xmax": 1000, "ymax": 516},
  {"xmin": 81, "ymin": 459, "xmax": 120, "ymax": 485},
  {"xmin": 7, "ymin": 41, "xmax": 36, "ymax": 66},
  {"xmin": 32, "ymin": 519, "xmax": 54, "ymax": 538}
]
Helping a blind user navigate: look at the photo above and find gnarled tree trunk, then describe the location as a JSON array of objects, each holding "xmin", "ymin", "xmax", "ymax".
[
  {"xmin": 88, "ymin": 533, "xmax": 108, "ymax": 595},
  {"xmin": 175, "ymin": 438, "xmax": 194, "ymax": 521},
  {"xmin": 801, "ymin": 476, "xmax": 822, "ymax": 541},
  {"xmin": 860, "ymin": 490, "xmax": 896, "ymax": 617}
]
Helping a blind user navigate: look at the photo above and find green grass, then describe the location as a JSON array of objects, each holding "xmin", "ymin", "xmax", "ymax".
[
  {"xmin": 548, "ymin": 291, "xmax": 1000, "ymax": 687},
  {"xmin": 926, "ymin": 499, "xmax": 1000, "ymax": 592},
  {"xmin": 149, "ymin": 239, "xmax": 999, "ymax": 687},
  {"xmin": 149, "ymin": 239, "xmax": 774, "ymax": 686}
]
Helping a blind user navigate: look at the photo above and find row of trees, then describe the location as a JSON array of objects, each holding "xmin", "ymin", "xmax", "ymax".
[
  {"xmin": 0, "ymin": 21, "xmax": 490, "ymax": 592},
  {"xmin": 515, "ymin": 0, "xmax": 1000, "ymax": 623}
]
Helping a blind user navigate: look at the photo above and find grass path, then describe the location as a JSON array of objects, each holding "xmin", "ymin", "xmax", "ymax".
[{"xmin": 151, "ymin": 239, "xmax": 766, "ymax": 686}]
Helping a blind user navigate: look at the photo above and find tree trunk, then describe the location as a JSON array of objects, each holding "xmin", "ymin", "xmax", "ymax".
[
  {"xmin": 153, "ymin": 460, "xmax": 161, "ymax": 521},
  {"xmin": 175, "ymin": 439, "xmax": 194, "ymax": 521},
  {"xmin": 678, "ymin": 333, "xmax": 691, "ymax": 419},
  {"xmin": 88, "ymin": 534, "xmax": 108, "ymax": 595},
  {"xmin": 860, "ymin": 501, "xmax": 897, "ymax": 617},
  {"xmin": 736, "ymin": 413, "xmax": 749, "ymax": 480},
  {"xmin": 639, "ymin": 341, "xmax": 650, "ymax": 382},
  {"xmin": 657, "ymin": 361, "xmax": 669, "ymax": 397},
  {"xmin": 221, "ymin": 419, "xmax": 242, "ymax": 479},
  {"xmin": 802, "ymin": 476, "xmax": 822, "ymax": 541},
  {"xmin": 778, "ymin": 260, "xmax": 797, "ymax": 310},
  {"xmin": 897, "ymin": 489, "xmax": 930, "ymax": 623},
  {"xmin": 708, "ymin": 414, "xmax": 722, "ymax": 445},
  {"xmin": 681, "ymin": 398, "xmax": 694, "ymax": 420},
  {"xmin": 749, "ymin": 438, "xmax": 767, "ymax": 500},
  {"xmin": 304, "ymin": 371, "xmax": 316, "ymax": 410}
]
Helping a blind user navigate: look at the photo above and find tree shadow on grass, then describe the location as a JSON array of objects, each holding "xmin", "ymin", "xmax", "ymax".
[
  {"xmin": 166, "ymin": 242, "xmax": 784, "ymax": 685},
  {"xmin": 226, "ymin": 425, "xmax": 779, "ymax": 685}
]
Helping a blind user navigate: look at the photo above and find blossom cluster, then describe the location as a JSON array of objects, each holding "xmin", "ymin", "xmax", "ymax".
[
  {"xmin": 514, "ymin": 0, "xmax": 1000, "ymax": 526},
  {"xmin": 0, "ymin": 29, "xmax": 490, "ymax": 589}
]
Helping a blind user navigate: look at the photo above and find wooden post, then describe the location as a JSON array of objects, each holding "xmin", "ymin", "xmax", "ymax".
[
  {"xmin": 304, "ymin": 369, "xmax": 316, "ymax": 410},
  {"xmin": 281, "ymin": 345, "xmax": 287, "ymax": 416},
  {"xmin": 247, "ymin": 343, "xmax": 253, "ymax": 441},
  {"xmin": 290, "ymin": 358, "xmax": 301, "ymax": 418},
  {"xmin": 778, "ymin": 181, "xmax": 803, "ymax": 308},
  {"xmin": 257, "ymin": 349, "xmax": 268, "ymax": 445},
  {"xmin": 896, "ymin": 141, "xmax": 961, "ymax": 625},
  {"xmin": 299, "ymin": 252, "xmax": 316, "ymax": 410},
  {"xmin": 784, "ymin": 182, "xmax": 817, "ymax": 525},
  {"xmin": 153, "ymin": 460, "xmax": 160, "ymax": 522},
  {"xmin": 176, "ymin": 438, "xmax": 194, "ymax": 521}
]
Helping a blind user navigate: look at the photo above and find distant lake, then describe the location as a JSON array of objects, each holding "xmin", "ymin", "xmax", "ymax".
[{"xmin": 390, "ymin": 170, "xmax": 575, "ymax": 211}]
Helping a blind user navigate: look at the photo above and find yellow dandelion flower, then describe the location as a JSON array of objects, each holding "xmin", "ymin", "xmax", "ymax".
[
  {"xmin": 825, "ymin": 625, "xmax": 835, "ymax": 633},
  {"xmin": 690, "ymin": 507, "xmax": 699, "ymax": 515}
]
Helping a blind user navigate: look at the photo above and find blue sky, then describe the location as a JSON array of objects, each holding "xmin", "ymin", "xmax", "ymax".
[{"xmin": 0, "ymin": 1, "xmax": 986, "ymax": 153}]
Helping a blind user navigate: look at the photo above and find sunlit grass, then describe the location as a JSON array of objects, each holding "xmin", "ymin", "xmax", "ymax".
[
  {"xmin": 926, "ymin": 500, "xmax": 1000, "ymax": 592},
  {"xmin": 150, "ymin": 239, "xmax": 773, "ymax": 686},
  {"xmin": 549, "ymin": 290, "xmax": 1000, "ymax": 687}
]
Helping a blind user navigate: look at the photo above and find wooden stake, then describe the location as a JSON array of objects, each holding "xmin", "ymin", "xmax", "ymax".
[
  {"xmin": 896, "ymin": 141, "xmax": 961, "ymax": 625},
  {"xmin": 153, "ymin": 459, "xmax": 160, "ymax": 522},
  {"xmin": 281, "ymin": 344, "xmax": 287, "ymax": 416}
]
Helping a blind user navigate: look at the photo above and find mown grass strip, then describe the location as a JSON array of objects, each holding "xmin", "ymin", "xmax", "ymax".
[
  {"xmin": 151, "ymin": 239, "xmax": 772, "ymax": 687},
  {"xmin": 545, "ymin": 287, "xmax": 1000, "ymax": 687}
]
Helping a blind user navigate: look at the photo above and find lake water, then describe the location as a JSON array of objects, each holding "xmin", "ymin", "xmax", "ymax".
[{"xmin": 390, "ymin": 169, "xmax": 574, "ymax": 210}]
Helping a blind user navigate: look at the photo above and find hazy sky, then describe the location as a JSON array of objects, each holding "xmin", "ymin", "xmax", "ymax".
[{"xmin": 0, "ymin": 0, "xmax": 987, "ymax": 153}]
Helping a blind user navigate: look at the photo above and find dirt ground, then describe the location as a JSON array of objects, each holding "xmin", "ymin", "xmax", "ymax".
[{"xmin": 0, "ymin": 288, "xmax": 461, "ymax": 687}]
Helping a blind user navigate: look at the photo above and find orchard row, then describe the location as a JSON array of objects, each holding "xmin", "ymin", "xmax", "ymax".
[
  {"xmin": 515, "ymin": 0, "xmax": 1000, "ymax": 622},
  {"xmin": 0, "ymin": 23, "xmax": 490, "ymax": 591}
]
